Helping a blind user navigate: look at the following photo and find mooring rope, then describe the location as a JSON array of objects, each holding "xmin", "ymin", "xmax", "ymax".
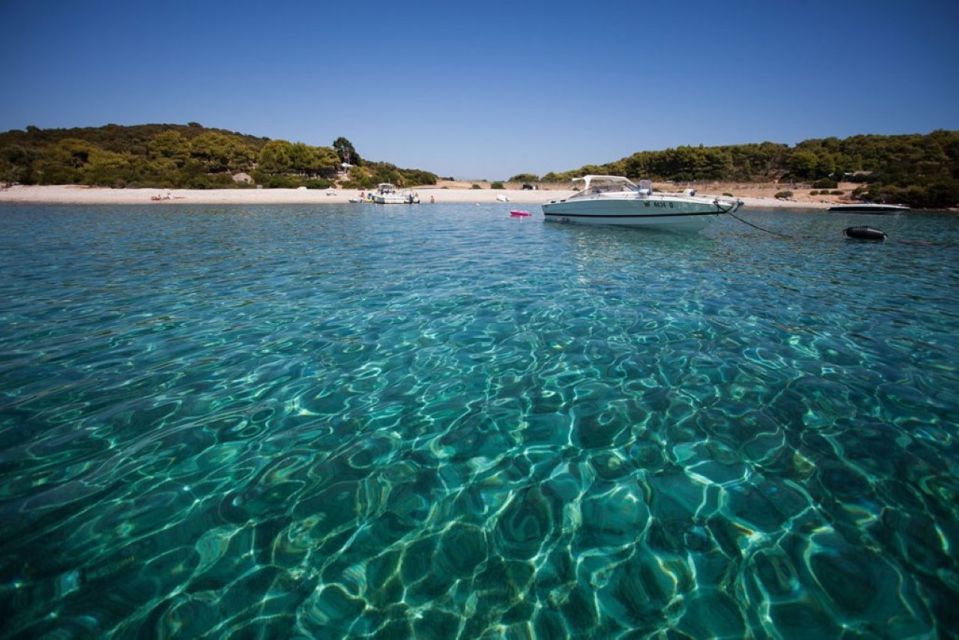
[{"xmin": 719, "ymin": 201, "xmax": 792, "ymax": 238}]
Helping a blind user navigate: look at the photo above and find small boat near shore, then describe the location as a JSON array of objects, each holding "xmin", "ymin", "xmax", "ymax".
[
  {"xmin": 542, "ymin": 175, "xmax": 742, "ymax": 232},
  {"xmin": 373, "ymin": 183, "xmax": 420, "ymax": 204},
  {"xmin": 828, "ymin": 203, "xmax": 910, "ymax": 213}
]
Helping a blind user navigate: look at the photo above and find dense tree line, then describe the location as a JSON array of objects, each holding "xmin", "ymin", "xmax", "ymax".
[
  {"xmin": 0, "ymin": 123, "xmax": 437, "ymax": 189},
  {"xmin": 339, "ymin": 164, "xmax": 438, "ymax": 190},
  {"xmin": 531, "ymin": 131, "xmax": 959, "ymax": 208}
]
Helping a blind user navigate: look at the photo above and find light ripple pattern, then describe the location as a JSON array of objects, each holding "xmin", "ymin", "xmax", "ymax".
[{"xmin": 0, "ymin": 204, "xmax": 958, "ymax": 638}]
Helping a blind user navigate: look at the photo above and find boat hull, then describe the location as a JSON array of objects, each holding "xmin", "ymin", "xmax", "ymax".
[
  {"xmin": 828, "ymin": 204, "xmax": 909, "ymax": 213},
  {"xmin": 374, "ymin": 195, "xmax": 410, "ymax": 204},
  {"xmin": 374, "ymin": 193, "xmax": 420, "ymax": 204},
  {"xmin": 542, "ymin": 198, "xmax": 725, "ymax": 231}
]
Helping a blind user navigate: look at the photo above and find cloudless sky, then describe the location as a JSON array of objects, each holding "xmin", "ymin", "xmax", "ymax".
[{"xmin": 1, "ymin": 0, "xmax": 957, "ymax": 178}]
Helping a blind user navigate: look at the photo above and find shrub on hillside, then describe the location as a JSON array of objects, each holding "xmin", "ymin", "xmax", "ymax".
[
  {"xmin": 471, "ymin": 184, "xmax": 482, "ymax": 190},
  {"xmin": 849, "ymin": 180, "xmax": 958, "ymax": 208},
  {"xmin": 490, "ymin": 181, "xmax": 504, "ymax": 189},
  {"xmin": 775, "ymin": 190, "xmax": 793, "ymax": 199},
  {"xmin": 830, "ymin": 190, "xmax": 844, "ymax": 195},
  {"xmin": 255, "ymin": 173, "xmax": 301, "ymax": 188},
  {"xmin": 183, "ymin": 172, "xmax": 235, "ymax": 189},
  {"xmin": 812, "ymin": 178, "xmax": 838, "ymax": 189}
]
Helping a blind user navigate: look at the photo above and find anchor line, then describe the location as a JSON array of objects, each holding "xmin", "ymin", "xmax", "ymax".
[{"xmin": 717, "ymin": 200, "xmax": 792, "ymax": 238}]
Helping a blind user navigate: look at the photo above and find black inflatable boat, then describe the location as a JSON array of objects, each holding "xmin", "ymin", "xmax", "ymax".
[{"xmin": 843, "ymin": 226, "xmax": 887, "ymax": 241}]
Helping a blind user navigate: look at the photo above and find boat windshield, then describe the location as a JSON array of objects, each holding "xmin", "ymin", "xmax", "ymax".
[{"xmin": 570, "ymin": 175, "xmax": 639, "ymax": 198}]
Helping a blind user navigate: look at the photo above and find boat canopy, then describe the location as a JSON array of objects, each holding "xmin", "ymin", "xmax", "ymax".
[
  {"xmin": 572, "ymin": 175, "xmax": 639, "ymax": 192},
  {"xmin": 377, "ymin": 183, "xmax": 397, "ymax": 192}
]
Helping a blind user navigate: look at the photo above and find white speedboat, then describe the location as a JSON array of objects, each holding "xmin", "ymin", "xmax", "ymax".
[
  {"xmin": 373, "ymin": 183, "xmax": 420, "ymax": 204},
  {"xmin": 373, "ymin": 183, "xmax": 406, "ymax": 204},
  {"xmin": 542, "ymin": 175, "xmax": 742, "ymax": 232}
]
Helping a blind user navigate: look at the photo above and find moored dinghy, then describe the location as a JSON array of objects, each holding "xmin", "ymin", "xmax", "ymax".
[{"xmin": 843, "ymin": 226, "xmax": 887, "ymax": 241}]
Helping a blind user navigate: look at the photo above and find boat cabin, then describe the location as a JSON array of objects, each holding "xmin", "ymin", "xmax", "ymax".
[{"xmin": 377, "ymin": 183, "xmax": 397, "ymax": 194}]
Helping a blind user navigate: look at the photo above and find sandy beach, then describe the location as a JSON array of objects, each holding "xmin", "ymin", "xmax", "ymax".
[
  {"xmin": 0, "ymin": 184, "xmax": 574, "ymax": 206},
  {"xmin": 0, "ymin": 183, "xmax": 838, "ymax": 210}
]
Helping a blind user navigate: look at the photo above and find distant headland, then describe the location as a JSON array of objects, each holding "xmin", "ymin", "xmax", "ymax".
[
  {"xmin": 0, "ymin": 123, "xmax": 437, "ymax": 192},
  {"xmin": 525, "ymin": 130, "xmax": 959, "ymax": 210}
]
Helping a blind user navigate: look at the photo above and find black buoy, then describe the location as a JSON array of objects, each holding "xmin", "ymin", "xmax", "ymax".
[{"xmin": 843, "ymin": 226, "xmax": 887, "ymax": 241}]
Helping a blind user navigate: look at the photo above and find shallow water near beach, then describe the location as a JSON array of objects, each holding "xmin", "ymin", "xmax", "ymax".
[{"xmin": 1, "ymin": 203, "xmax": 957, "ymax": 638}]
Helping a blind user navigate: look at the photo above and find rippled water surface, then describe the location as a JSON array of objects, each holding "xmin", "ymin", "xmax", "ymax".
[{"xmin": 1, "ymin": 204, "xmax": 958, "ymax": 638}]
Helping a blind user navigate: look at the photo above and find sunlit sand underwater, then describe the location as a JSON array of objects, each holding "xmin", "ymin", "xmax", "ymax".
[{"xmin": 1, "ymin": 204, "xmax": 957, "ymax": 638}]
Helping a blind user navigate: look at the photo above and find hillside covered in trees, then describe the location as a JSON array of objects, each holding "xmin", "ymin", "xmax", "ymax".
[
  {"xmin": 517, "ymin": 131, "xmax": 959, "ymax": 208},
  {"xmin": 0, "ymin": 123, "xmax": 437, "ymax": 190}
]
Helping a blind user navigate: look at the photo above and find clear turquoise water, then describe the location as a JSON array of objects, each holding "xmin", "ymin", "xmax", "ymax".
[{"xmin": 1, "ymin": 204, "xmax": 958, "ymax": 638}]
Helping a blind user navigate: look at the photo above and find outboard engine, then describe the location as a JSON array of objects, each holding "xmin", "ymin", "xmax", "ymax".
[{"xmin": 843, "ymin": 226, "xmax": 887, "ymax": 241}]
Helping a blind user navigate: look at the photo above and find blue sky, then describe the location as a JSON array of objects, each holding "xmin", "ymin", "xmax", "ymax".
[{"xmin": 1, "ymin": 0, "xmax": 957, "ymax": 179}]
